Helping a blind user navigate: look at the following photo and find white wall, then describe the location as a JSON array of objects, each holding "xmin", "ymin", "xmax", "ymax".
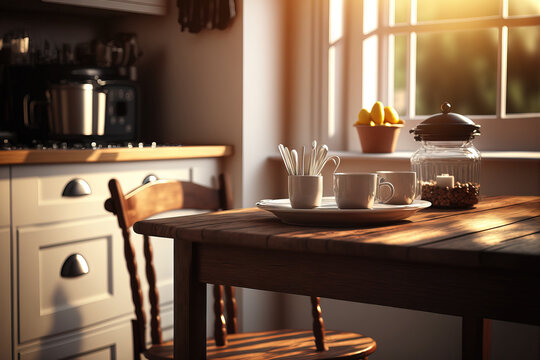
[
  {"xmin": 242, "ymin": 0, "xmax": 287, "ymax": 208},
  {"xmin": 241, "ymin": 0, "xmax": 289, "ymax": 332},
  {"xmin": 112, "ymin": 0, "xmax": 244, "ymax": 209}
]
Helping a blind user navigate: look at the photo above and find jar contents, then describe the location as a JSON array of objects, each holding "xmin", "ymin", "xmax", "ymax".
[{"xmin": 421, "ymin": 180, "xmax": 479, "ymax": 208}]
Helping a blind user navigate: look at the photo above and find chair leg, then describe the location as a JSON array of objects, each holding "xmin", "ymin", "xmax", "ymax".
[
  {"xmin": 131, "ymin": 319, "xmax": 143, "ymax": 360},
  {"xmin": 224, "ymin": 285, "xmax": 238, "ymax": 334},
  {"xmin": 462, "ymin": 316, "xmax": 491, "ymax": 360},
  {"xmin": 143, "ymin": 235, "xmax": 163, "ymax": 345},
  {"xmin": 310, "ymin": 296, "xmax": 328, "ymax": 351},
  {"xmin": 213, "ymin": 284, "xmax": 227, "ymax": 346}
]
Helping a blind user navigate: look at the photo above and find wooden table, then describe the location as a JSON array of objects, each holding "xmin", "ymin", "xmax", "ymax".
[{"xmin": 134, "ymin": 196, "xmax": 540, "ymax": 360}]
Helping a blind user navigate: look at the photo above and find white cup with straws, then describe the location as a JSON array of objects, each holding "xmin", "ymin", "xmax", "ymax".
[{"xmin": 278, "ymin": 141, "xmax": 340, "ymax": 209}]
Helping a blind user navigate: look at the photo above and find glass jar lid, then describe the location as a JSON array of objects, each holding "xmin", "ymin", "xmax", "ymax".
[{"xmin": 410, "ymin": 102, "xmax": 481, "ymax": 141}]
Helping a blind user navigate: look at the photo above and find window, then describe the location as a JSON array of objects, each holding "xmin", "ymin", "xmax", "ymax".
[{"xmin": 323, "ymin": 0, "xmax": 540, "ymax": 151}]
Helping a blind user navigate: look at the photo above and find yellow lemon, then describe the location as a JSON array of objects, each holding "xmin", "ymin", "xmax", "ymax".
[
  {"xmin": 370, "ymin": 101, "xmax": 384, "ymax": 125},
  {"xmin": 354, "ymin": 108, "xmax": 372, "ymax": 125},
  {"xmin": 384, "ymin": 106, "xmax": 400, "ymax": 124}
]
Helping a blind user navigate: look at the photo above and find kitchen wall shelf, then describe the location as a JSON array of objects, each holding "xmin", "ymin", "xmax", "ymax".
[{"xmin": 42, "ymin": 0, "xmax": 167, "ymax": 15}]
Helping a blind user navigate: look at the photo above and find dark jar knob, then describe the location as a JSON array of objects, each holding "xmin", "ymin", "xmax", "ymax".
[{"xmin": 441, "ymin": 102, "xmax": 452, "ymax": 113}]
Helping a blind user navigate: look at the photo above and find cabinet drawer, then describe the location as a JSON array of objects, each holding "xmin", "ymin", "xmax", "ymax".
[
  {"xmin": 0, "ymin": 166, "xmax": 9, "ymax": 227},
  {"xmin": 0, "ymin": 227, "xmax": 11, "ymax": 358},
  {"xmin": 19, "ymin": 321, "xmax": 132, "ymax": 360},
  {"xmin": 18, "ymin": 217, "xmax": 131, "ymax": 342},
  {"xmin": 11, "ymin": 159, "xmax": 217, "ymax": 226}
]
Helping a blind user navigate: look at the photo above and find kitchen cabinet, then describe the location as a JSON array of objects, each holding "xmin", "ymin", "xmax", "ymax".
[
  {"xmin": 0, "ymin": 166, "xmax": 9, "ymax": 227},
  {"xmin": 18, "ymin": 321, "xmax": 132, "ymax": 360},
  {"xmin": 2, "ymin": 155, "xmax": 225, "ymax": 359},
  {"xmin": 41, "ymin": 0, "xmax": 167, "ymax": 15},
  {"xmin": 17, "ymin": 217, "xmax": 130, "ymax": 342},
  {"xmin": 0, "ymin": 166, "xmax": 11, "ymax": 358}
]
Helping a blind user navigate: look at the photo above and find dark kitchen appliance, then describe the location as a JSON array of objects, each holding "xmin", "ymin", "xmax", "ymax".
[{"xmin": 0, "ymin": 64, "xmax": 139, "ymax": 143}]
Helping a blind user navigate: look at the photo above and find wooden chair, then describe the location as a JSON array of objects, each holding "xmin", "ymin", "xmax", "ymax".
[{"xmin": 105, "ymin": 174, "xmax": 376, "ymax": 360}]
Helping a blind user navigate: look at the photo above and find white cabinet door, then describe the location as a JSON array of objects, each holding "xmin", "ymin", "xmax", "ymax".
[
  {"xmin": 0, "ymin": 166, "xmax": 9, "ymax": 227},
  {"xmin": 0, "ymin": 227, "xmax": 11, "ymax": 358},
  {"xmin": 17, "ymin": 217, "xmax": 131, "ymax": 342},
  {"xmin": 19, "ymin": 321, "xmax": 132, "ymax": 360},
  {"xmin": 0, "ymin": 168, "xmax": 10, "ymax": 356}
]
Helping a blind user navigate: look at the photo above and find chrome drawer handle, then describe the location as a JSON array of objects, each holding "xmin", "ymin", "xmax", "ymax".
[
  {"xmin": 62, "ymin": 178, "xmax": 92, "ymax": 197},
  {"xmin": 60, "ymin": 254, "xmax": 89, "ymax": 278},
  {"xmin": 143, "ymin": 174, "xmax": 158, "ymax": 185}
]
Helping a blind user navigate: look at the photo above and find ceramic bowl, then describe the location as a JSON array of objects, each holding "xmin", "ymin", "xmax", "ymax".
[{"xmin": 354, "ymin": 124, "xmax": 403, "ymax": 153}]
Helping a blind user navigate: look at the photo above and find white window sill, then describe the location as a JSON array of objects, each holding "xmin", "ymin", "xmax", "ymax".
[
  {"xmin": 331, "ymin": 151, "xmax": 540, "ymax": 161},
  {"xmin": 271, "ymin": 151, "xmax": 540, "ymax": 163}
]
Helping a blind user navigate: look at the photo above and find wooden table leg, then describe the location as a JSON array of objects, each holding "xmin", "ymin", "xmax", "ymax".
[
  {"xmin": 462, "ymin": 316, "xmax": 491, "ymax": 360},
  {"xmin": 176, "ymin": 239, "xmax": 207, "ymax": 359}
]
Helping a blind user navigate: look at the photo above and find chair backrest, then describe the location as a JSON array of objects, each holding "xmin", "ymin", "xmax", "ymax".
[{"xmin": 105, "ymin": 174, "xmax": 236, "ymax": 356}]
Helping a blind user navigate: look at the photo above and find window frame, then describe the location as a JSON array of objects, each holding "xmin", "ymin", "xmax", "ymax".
[
  {"xmin": 384, "ymin": 0, "xmax": 540, "ymax": 120},
  {"xmin": 321, "ymin": 0, "xmax": 540, "ymax": 152}
]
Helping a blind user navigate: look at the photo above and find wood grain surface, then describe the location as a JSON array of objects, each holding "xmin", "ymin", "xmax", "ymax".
[
  {"xmin": 0, "ymin": 145, "xmax": 233, "ymax": 165},
  {"xmin": 146, "ymin": 330, "xmax": 376, "ymax": 360},
  {"xmin": 134, "ymin": 196, "xmax": 540, "ymax": 270},
  {"xmin": 133, "ymin": 196, "xmax": 540, "ymax": 360}
]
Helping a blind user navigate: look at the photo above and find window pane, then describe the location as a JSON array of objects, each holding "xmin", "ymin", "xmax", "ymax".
[
  {"xmin": 417, "ymin": 0, "xmax": 498, "ymax": 22},
  {"xmin": 362, "ymin": 36, "xmax": 378, "ymax": 107},
  {"xmin": 394, "ymin": 34, "xmax": 407, "ymax": 115},
  {"xmin": 416, "ymin": 29, "xmax": 498, "ymax": 115},
  {"xmin": 509, "ymin": 0, "xmax": 540, "ymax": 16},
  {"xmin": 363, "ymin": 0, "xmax": 378, "ymax": 34},
  {"xmin": 329, "ymin": 0, "xmax": 343, "ymax": 43},
  {"xmin": 507, "ymin": 26, "xmax": 540, "ymax": 114},
  {"xmin": 328, "ymin": 46, "xmax": 337, "ymax": 136},
  {"xmin": 394, "ymin": 0, "xmax": 410, "ymax": 24}
]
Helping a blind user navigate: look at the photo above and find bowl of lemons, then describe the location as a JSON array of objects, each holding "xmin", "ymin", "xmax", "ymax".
[{"xmin": 354, "ymin": 101, "xmax": 405, "ymax": 153}]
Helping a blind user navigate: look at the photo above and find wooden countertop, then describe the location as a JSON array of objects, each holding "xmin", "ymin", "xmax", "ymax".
[{"xmin": 0, "ymin": 145, "xmax": 233, "ymax": 165}]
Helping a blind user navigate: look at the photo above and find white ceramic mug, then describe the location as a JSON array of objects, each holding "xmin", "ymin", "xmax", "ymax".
[
  {"xmin": 376, "ymin": 171, "xmax": 417, "ymax": 205},
  {"xmin": 288, "ymin": 175, "xmax": 323, "ymax": 209},
  {"xmin": 333, "ymin": 173, "xmax": 394, "ymax": 209}
]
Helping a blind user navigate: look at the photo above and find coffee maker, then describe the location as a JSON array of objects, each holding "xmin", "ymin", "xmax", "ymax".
[{"xmin": 0, "ymin": 32, "xmax": 141, "ymax": 145}]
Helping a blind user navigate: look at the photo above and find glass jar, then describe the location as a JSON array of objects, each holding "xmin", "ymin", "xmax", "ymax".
[{"xmin": 410, "ymin": 102, "xmax": 481, "ymax": 208}]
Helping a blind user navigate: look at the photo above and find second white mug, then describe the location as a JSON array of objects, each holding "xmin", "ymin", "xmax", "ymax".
[
  {"xmin": 333, "ymin": 173, "xmax": 394, "ymax": 209},
  {"xmin": 376, "ymin": 171, "xmax": 417, "ymax": 205}
]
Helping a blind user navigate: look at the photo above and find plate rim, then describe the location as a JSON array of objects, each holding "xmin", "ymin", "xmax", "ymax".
[{"xmin": 256, "ymin": 197, "xmax": 431, "ymax": 214}]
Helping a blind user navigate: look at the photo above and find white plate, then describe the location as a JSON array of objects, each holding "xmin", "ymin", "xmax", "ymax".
[{"xmin": 256, "ymin": 197, "xmax": 431, "ymax": 227}]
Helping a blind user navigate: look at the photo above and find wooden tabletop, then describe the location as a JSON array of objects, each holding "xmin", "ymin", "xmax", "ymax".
[
  {"xmin": 134, "ymin": 196, "xmax": 540, "ymax": 272},
  {"xmin": 134, "ymin": 196, "xmax": 540, "ymax": 359}
]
